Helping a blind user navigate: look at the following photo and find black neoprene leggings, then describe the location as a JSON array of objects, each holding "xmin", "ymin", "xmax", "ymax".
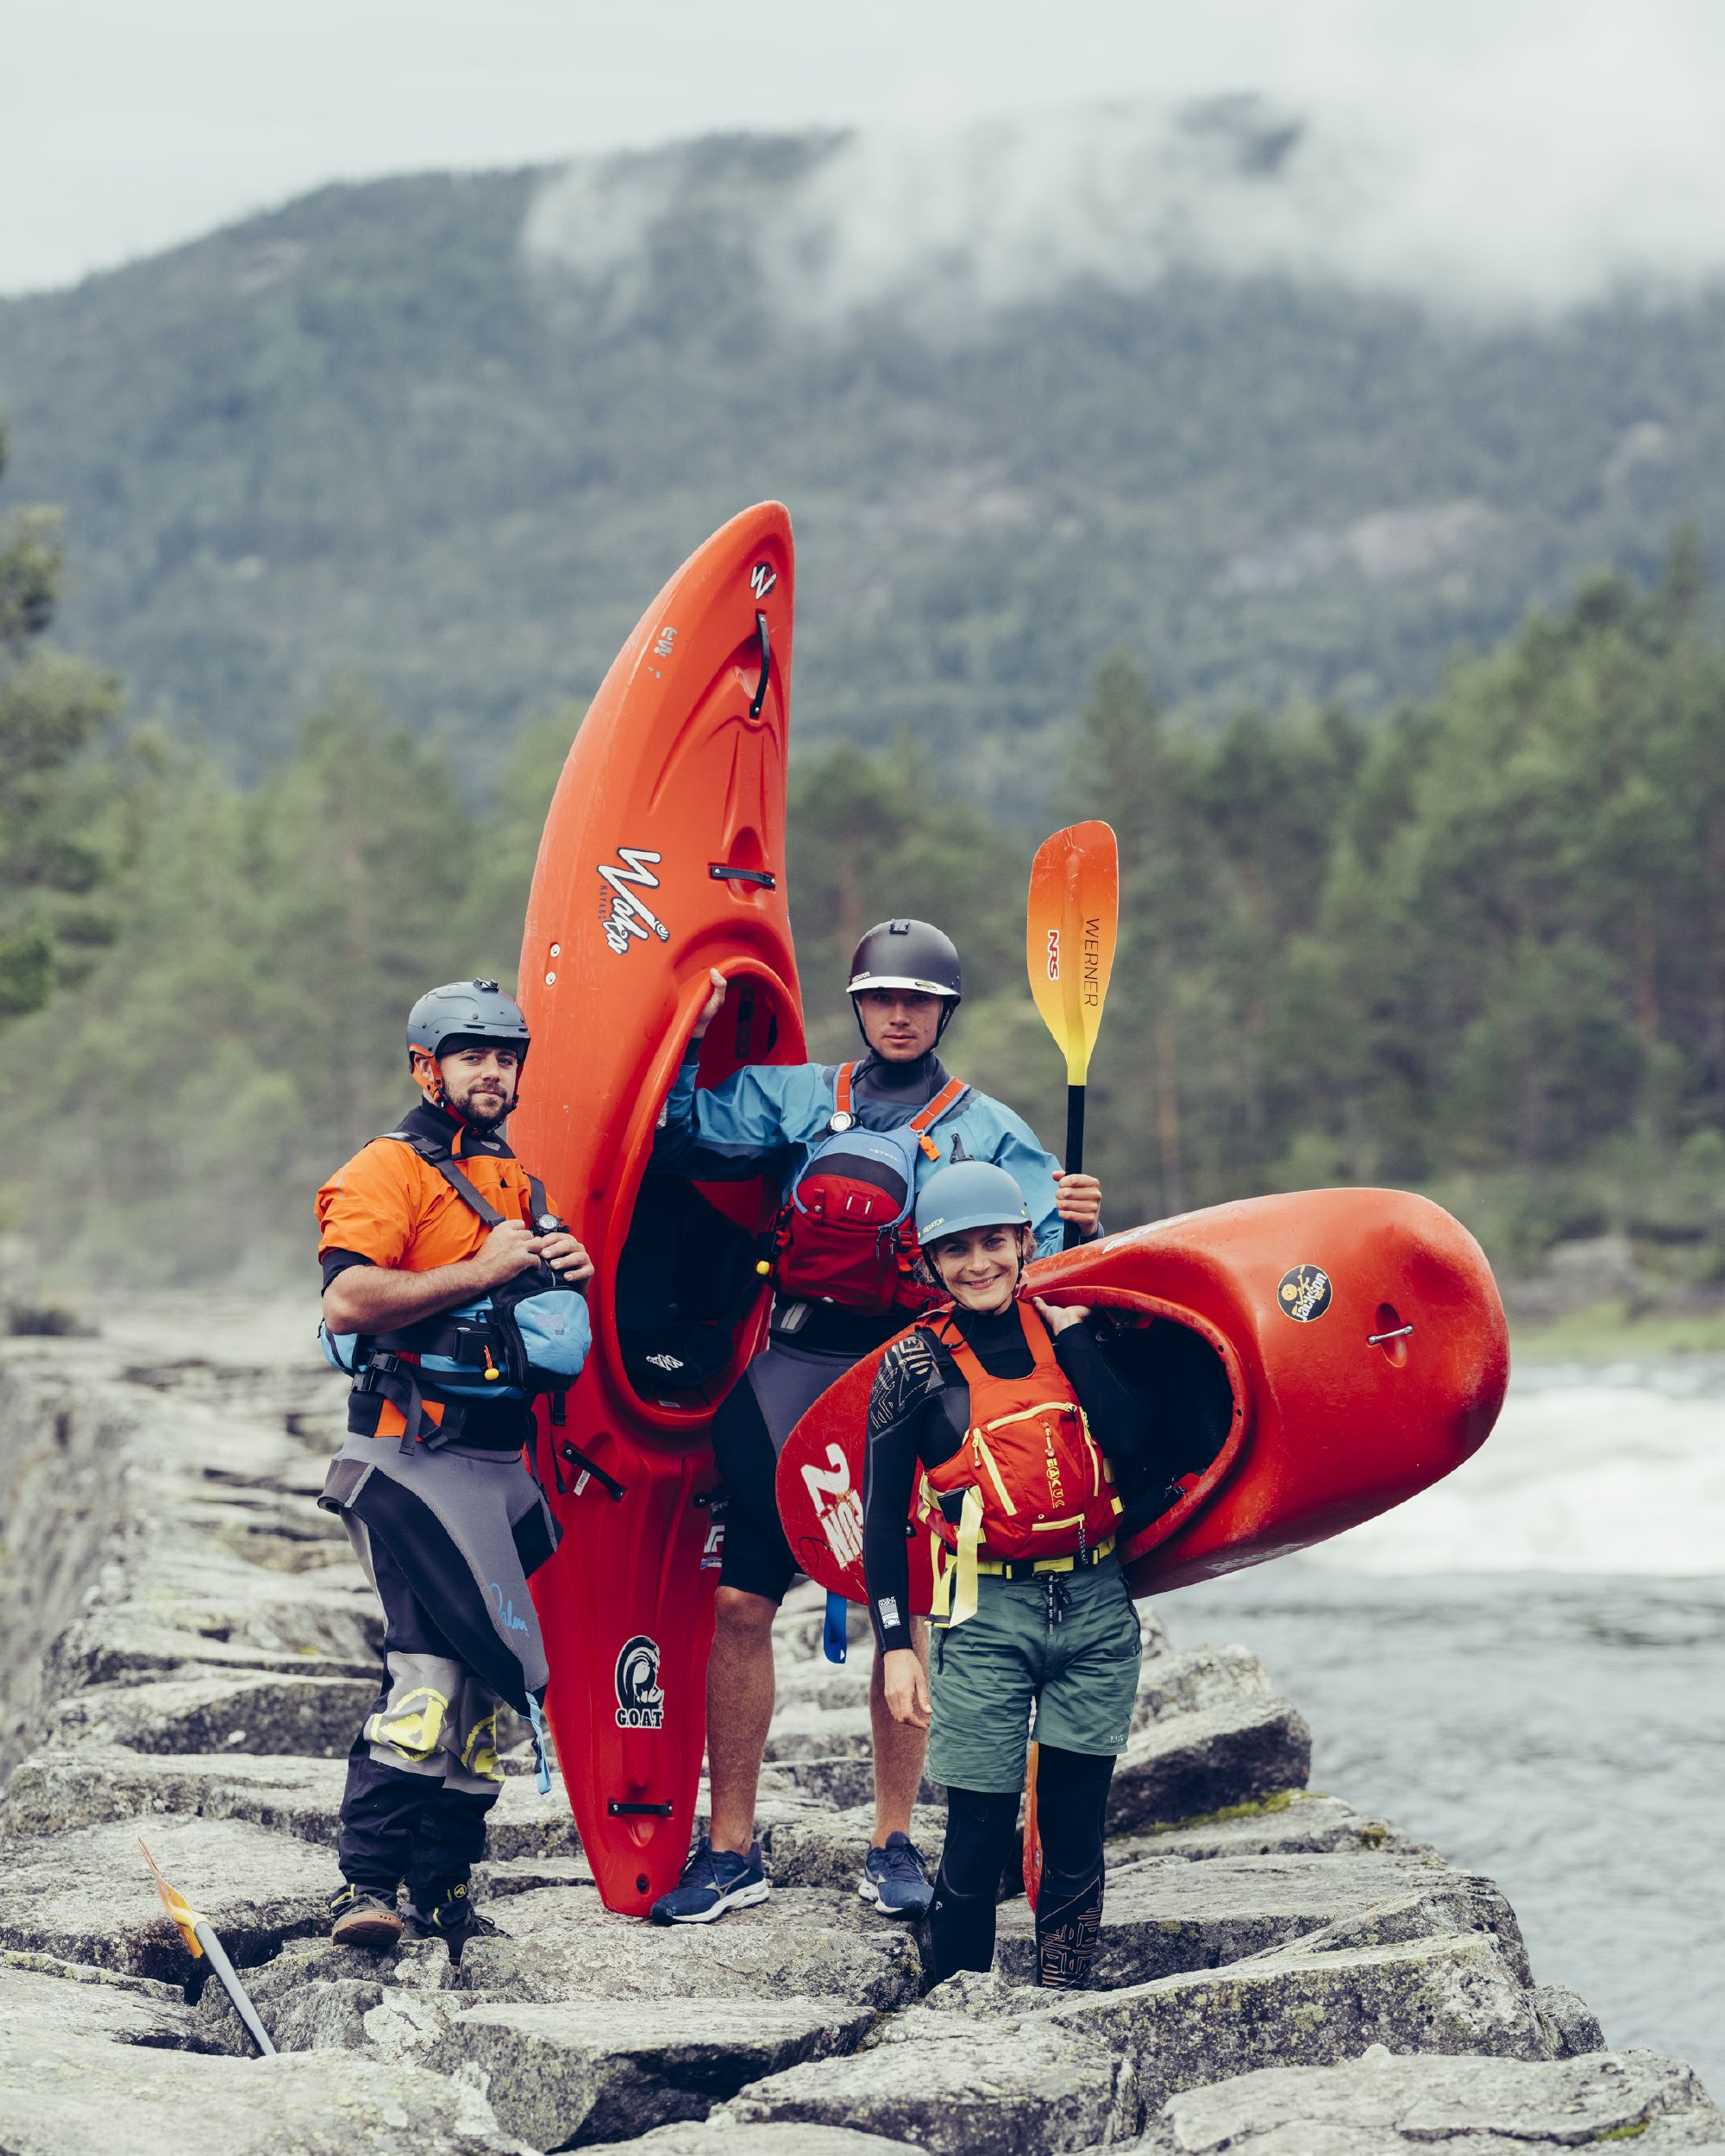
[{"xmin": 927, "ymin": 1745, "xmax": 1115, "ymax": 1988}]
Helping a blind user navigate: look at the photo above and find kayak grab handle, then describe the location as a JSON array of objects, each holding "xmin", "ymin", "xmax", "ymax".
[
  {"xmin": 559, "ymin": 1442, "xmax": 626, "ymax": 1501},
  {"xmin": 749, "ymin": 611, "xmax": 771, "ymax": 718},
  {"xmin": 1367, "ymin": 1325, "xmax": 1414, "ymax": 1344},
  {"xmin": 608, "ymin": 1799, "xmax": 674, "ymax": 1816}
]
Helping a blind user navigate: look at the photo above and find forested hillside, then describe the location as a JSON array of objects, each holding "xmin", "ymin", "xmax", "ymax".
[
  {"xmin": 2, "ymin": 126, "xmax": 1724, "ymax": 817},
  {"xmin": 4, "ymin": 382, "xmax": 1722, "ymax": 1299}
]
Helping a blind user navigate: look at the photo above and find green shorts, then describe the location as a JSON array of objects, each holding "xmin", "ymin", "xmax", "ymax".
[{"xmin": 926, "ymin": 1551, "xmax": 1144, "ymax": 1794}]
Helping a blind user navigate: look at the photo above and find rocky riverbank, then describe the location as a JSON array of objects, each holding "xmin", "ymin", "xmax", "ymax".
[{"xmin": 1, "ymin": 1312, "xmax": 1719, "ymax": 2155}]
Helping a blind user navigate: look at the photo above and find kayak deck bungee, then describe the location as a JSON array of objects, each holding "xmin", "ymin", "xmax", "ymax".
[
  {"xmin": 775, "ymin": 1187, "xmax": 1509, "ymax": 1606},
  {"xmin": 511, "ymin": 503, "xmax": 805, "ymax": 1915}
]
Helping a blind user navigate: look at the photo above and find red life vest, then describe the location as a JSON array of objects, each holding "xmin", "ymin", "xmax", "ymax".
[
  {"xmin": 772, "ymin": 1063, "xmax": 969, "ymax": 1313},
  {"xmin": 919, "ymin": 1300, "xmax": 1123, "ymax": 1624}
]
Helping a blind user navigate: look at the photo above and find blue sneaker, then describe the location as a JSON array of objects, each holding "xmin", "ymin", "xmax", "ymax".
[
  {"xmin": 649, "ymin": 1839, "xmax": 770, "ymax": 1926},
  {"xmin": 860, "ymin": 1832, "xmax": 933, "ymax": 1916}
]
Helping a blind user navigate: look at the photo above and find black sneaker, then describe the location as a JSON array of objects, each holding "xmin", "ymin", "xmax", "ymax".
[
  {"xmin": 403, "ymin": 1878, "xmax": 499, "ymax": 1952},
  {"xmin": 329, "ymin": 1883, "xmax": 404, "ymax": 1950}
]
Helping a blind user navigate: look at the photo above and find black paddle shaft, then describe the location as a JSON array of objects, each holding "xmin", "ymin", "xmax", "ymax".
[{"xmin": 1063, "ymin": 1084, "xmax": 1086, "ymax": 1250}]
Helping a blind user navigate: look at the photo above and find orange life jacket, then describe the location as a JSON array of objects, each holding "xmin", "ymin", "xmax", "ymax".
[{"xmin": 918, "ymin": 1299, "xmax": 1123, "ymax": 1624}]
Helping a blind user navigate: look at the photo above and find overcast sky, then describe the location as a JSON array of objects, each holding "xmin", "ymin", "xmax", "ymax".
[{"xmin": 4, "ymin": 0, "xmax": 1725, "ymax": 298}]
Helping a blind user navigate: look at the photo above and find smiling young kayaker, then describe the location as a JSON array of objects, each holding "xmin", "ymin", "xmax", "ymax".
[
  {"xmin": 314, "ymin": 981, "xmax": 593, "ymax": 1952},
  {"xmin": 646, "ymin": 919, "xmax": 1102, "ymax": 1927},
  {"xmin": 868, "ymin": 1160, "xmax": 1180, "ymax": 1990}
]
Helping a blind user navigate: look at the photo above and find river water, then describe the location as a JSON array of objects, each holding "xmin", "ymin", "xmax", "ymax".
[{"xmin": 1160, "ymin": 1357, "xmax": 1725, "ymax": 2100}]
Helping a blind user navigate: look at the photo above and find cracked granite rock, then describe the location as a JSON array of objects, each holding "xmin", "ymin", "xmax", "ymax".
[
  {"xmin": 1107, "ymin": 1790, "xmax": 1414, "ymax": 1865},
  {"xmin": 44, "ymin": 1667, "xmax": 378, "ymax": 1756},
  {"xmin": 994, "ymin": 1851, "xmax": 1530, "ymax": 1990},
  {"xmin": 1118, "ymin": 2043, "xmax": 1725, "ymax": 2153},
  {"xmin": 457, "ymin": 1883, "xmax": 921, "ymax": 2009},
  {"xmin": 719, "ymin": 2011, "xmax": 1130, "ymax": 2153},
  {"xmin": 3, "ymin": 1745, "xmax": 583, "ymax": 1859},
  {"xmin": 0, "ymin": 1814, "xmax": 330, "ymax": 1978},
  {"xmin": 586, "ymin": 2124, "xmax": 926, "ymax": 2154},
  {"xmin": 387, "ymin": 1993, "xmax": 881, "ymax": 2150}
]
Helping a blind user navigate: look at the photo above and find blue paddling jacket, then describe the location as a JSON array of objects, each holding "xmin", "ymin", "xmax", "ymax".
[{"xmin": 651, "ymin": 1047, "xmax": 1070, "ymax": 1281}]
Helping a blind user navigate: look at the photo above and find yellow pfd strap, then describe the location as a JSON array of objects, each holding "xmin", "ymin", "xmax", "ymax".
[
  {"xmin": 969, "ymin": 1435, "xmax": 1016, "ymax": 1516},
  {"xmin": 946, "ymin": 1486, "xmax": 985, "ymax": 1629}
]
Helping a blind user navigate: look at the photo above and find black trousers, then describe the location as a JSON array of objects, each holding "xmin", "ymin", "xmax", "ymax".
[
  {"xmin": 336, "ymin": 1535, "xmax": 501, "ymax": 1902},
  {"xmin": 926, "ymin": 1745, "xmax": 1114, "ymax": 1989}
]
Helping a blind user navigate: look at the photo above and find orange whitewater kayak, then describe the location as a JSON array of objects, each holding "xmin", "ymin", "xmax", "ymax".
[
  {"xmin": 511, "ymin": 503, "xmax": 805, "ymax": 1915},
  {"xmin": 775, "ymin": 1187, "xmax": 1509, "ymax": 1604}
]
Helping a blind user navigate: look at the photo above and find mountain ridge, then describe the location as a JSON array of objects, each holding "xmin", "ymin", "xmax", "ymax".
[{"xmin": 2, "ymin": 128, "xmax": 1722, "ymax": 814}]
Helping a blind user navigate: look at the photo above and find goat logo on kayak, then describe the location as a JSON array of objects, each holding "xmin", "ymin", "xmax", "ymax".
[
  {"xmin": 1277, "ymin": 1264, "xmax": 1333, "ymax": 1322},
  {"xmin": 614, "ymin": 1634, "xmax": 666, "ymax": 1729},
  {"xmin": 598, "ymin": 846, "xmax": 670, "ymax": 956}
]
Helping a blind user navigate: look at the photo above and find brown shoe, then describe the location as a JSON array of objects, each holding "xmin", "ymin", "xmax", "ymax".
[{"xmin": 329, "ymin": 1884, "xmax": 404, "ymax": 1950}]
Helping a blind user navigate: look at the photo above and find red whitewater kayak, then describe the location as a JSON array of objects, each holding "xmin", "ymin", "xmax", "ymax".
[
  {"xmin": 776, "ymin": 1188, "xmax": 1509, "ymax": 1604},
  {"xmin": 511, "ymin": 504, "xmax": 805, "ymax": 1915}
]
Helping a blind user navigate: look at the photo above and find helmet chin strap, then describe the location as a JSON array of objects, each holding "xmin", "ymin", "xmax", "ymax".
[
  {"xmin": 411, "ymin": 1052, "xmax": 448, "ymax": 1108},
  {"xmin": 850, "ymin": 996, "xmax": 962, "ymax": 1049}
]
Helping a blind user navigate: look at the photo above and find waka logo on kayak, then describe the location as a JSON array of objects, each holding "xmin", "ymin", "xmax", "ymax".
[
  {"xmin": 750, "ymin": 561, "xmax": 777, "ymax": 599},
  {"xmin": 1277, "ymin": 1264, "xmax": 1333, "ymax": 1322},
  {"xmin": 598, "ymin": 846, "xmax": 671, "ymax": 956},
  {"xmin": 614, "ymin": 1634, "xmax": 666, "ymax": 1730},
  {"xmin": 800, "ymin": 1440, "xmax": 864, "ymax": 1570}
]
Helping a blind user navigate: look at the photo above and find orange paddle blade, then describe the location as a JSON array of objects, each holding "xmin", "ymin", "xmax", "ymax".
[
  {"xmin": 1027, "ymin": 822, "xmax": 1120, "ymax": 1085},
  {"xmin": 139, "ymin": 1838, "xmax": 204, "ymax": 1958}
]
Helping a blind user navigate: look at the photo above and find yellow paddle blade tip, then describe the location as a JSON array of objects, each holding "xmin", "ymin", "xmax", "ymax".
[{"xmin": 138, "ymin": 1838, "xmax": 205, "ymax": 1957}]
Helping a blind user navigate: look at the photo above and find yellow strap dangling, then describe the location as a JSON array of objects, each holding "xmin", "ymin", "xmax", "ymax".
[
  {"xmin": 947, "ymin": 1486, "xmax": 985, "ymax": 1629},
  {"xmin": 930, "ymin": 1526, "xmax": 952, "ymax": 1621}
]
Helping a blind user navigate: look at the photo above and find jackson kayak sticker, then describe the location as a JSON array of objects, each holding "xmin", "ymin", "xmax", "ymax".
[
  {"xmin": 800, "ymin": 1440, "xmax": 865, "ymax": 1569},
  {"xmin": 598, "ymin": 846, "xmax": 670, "ymax": 956},
  {"xmin": 614, "ymin": 1635, "xmax": 666, "ymax": 1729},
  {"xmin": 1277, "ymin": 1265, "xmax": 1333, "ymax": 1322}
]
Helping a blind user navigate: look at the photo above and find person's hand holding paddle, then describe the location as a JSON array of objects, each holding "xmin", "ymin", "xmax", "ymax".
[{"xmin": 1053, "ymin": 1171, "xmax": 1101, "ymax": 1234}]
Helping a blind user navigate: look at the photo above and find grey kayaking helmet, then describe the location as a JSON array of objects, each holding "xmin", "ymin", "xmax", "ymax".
[
  {"xmin": 914, "ymin": 1161, "xmax": 1032, "ymax": 1248},
  {"xmin": 406, "ymin": 980, "xmax": 531, "ymax": 1072}
]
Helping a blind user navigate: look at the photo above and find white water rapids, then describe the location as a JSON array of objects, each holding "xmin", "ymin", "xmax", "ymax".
[{"xmin": 1166, "ymin": 1357, "xmax": 1725, "ymax": 2098}]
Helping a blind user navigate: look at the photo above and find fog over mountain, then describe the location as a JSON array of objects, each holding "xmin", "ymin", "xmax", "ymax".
[
  {"xmin": 1, "ymin": 94, "xmax": 1722, "ymax": 807},
  {"xmin": 525, "ymin": 90, "xmax": 1725, "ymax": 326}
]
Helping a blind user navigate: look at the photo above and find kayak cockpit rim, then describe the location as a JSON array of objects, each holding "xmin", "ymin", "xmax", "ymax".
[
  {"xmin": 1030, "ymin": 1284, "xmax": 1249, "ymax": 1576},
  {"xmin": 599, "ymin": 955, "xmax": 802, "ymax": 1436}
]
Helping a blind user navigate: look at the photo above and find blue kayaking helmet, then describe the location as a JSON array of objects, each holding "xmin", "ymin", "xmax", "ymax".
[{"xmin": 914, "ymin": 1161, "xmax": 1032, "ymax": 1247}]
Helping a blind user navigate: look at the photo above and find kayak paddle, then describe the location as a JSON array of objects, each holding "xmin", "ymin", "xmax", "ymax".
[
  {"xmin": 140, "ymin": 1839, "xmax": 276, "ymax": 2057},
  {"xmin": 1023, "ymin": 820, "xmax": 1120, "ymax": 1904},
  {"xmin": 1026, "ymin": 820, "xmax": 1120, "ymax": 1250}
]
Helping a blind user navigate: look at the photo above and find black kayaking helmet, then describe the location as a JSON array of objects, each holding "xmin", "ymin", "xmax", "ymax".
[
  {"xmin": 846, "ymin": 918, "xmax": 962, "ymax": 1044},
  {"xmin": 406, "ymin": 981, "xmax": 531, "ymax": 1103}
]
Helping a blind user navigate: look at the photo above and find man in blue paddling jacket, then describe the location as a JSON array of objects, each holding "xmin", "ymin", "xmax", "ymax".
[{"xmin": 647, "ymin": 918, "xmax": 1102, "ymax": 1927}]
